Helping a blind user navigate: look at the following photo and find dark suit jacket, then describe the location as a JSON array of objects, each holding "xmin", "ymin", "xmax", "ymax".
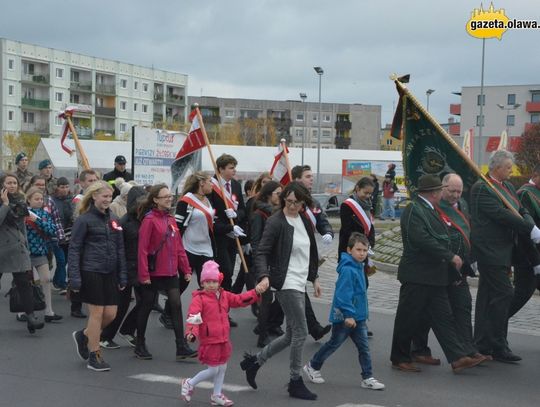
[
  {"xmin": 515, "ymin": 183, "xmax": 540, "ymax": 267},
  {"xmin": 208, "ymin": 176, "xmax": 246, "ymax": 242}
]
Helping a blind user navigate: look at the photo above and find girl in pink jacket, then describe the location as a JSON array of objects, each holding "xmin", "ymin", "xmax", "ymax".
[{"xmin": 181, "ymin": 260, "xmax": 266, "ymax": 406}]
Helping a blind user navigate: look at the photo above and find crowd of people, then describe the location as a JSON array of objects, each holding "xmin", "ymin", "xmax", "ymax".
[{"xmin": 1, "ymin": 149, "xmax": 540, "ymax": 405}]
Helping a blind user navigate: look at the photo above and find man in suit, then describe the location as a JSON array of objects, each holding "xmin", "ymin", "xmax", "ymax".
[
  {"xmin": 471, "ymin": 150, "xmax": 540, "ymax": 362},
  {"xmin": 390, "ymin": 174, "xmax": 482, "ymax": 373}
]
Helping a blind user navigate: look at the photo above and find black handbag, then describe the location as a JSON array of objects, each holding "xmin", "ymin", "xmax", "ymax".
[
  {"xmin": 6, "ymin": 284, "xmax": 46, "ymax": 312},
  {"xmin": 148, "ymin": 230, "xmax": 169, "ymax": 272}
]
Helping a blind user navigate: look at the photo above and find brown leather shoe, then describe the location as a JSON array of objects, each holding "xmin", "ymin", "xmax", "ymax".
[
  {"xmin": 412, "ymin": 355, "xmax": 441, "ymax": 365},
  {"xmin": 471, "ymin": 353, "xmax": 491, "ymax": 363},
  {"xmin": 451, "ymin": 356, "xmax": 483, "ymax": 373},
  {"xmin": 392, "ymin": 362, "xmax": 421, "ymax": 372}
]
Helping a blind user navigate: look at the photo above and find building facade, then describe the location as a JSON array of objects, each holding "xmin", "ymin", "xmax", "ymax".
[
  {"xmin": 0, "ymin": 38, "xmax": 187, "ymax": 168},
  {"xmin": 190, "ymin": 96, "xmax": 381, "ymax": 150},
  {"xmin": 449, "ymin": 84, "xmax": 540, "ymax": 164}
]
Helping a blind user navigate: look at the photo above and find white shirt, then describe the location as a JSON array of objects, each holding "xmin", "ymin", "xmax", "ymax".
[
  {"xmin": 418, "ymin": 194, "xmax": 434, "ymax": 210},
  {"xmin": 282, "ymin": 215, "xmax": 310, "ymax": 292},
  {"xmin": 182, "ymin": 208, "xmax": 213, "ymax": 257}
]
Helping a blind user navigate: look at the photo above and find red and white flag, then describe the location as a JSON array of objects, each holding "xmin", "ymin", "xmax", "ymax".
[
  {"xmin": 175, "ymin": 109, "xmax": 207, "ymax": 160},
  {"xmin": 270, "ymin": 140, "xmax": 291, "ymax": 185},
  {"xmin": 58, "ymin": 107, "xmax": 76, "ymax": 155}
]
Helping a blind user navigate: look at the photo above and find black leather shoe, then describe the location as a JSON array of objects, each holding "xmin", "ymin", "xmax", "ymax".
[
  {"xmin": 45, "ymin": 314, "xmax": 63, "ymax": 323},
  {"xmin": 71, "ymin": 310, "xmax": 87, "ymax": 318},
  {"xmin": 16, "ymin": 314, "xmax": 28, "ymax": 322},
  {"xmin": 493, "ymin": 351, "xmax": 522, "ymax": 363},
  {"xmin": 240, "ymin": 352, "xmax": 260, "ymax": 389},
  {"xmin": 311, "ymin": 324, "xmax": 331, "ymax": 341}
]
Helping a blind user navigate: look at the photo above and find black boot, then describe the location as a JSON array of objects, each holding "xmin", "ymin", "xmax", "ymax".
[
  {"xmin": 288, "ymin": 377, "xmax": 317, "ymax": 400},
  {"xmin": 310, "ymin": 324, "xmax": 331, "ymax": 341},
  {"xmin": 26, "ymin": 313, "xmax": 44, "ymax": 334},
  {"xmin": 134, "ymin": 337, "xmax": 153, "ymax": 360},
  {"xmin": 176, "ymin": 339, "xmax": 197, "ymax": 361},
  {"xmin": 240, "ymin": 352, "xmax": 260, "ymax": 389}
]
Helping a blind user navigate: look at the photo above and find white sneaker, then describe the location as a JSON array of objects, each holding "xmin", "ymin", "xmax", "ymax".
[
  {"xmin": 361, "ymin": 377, "xmax": 385, "ymax": 390},
  {"xmin": 181, "ymin": 378, "xmax": 194, "ymax": 402},
  {"xmin": 303, "ymin": 363, "xmax": 325, "ymax": 384},
  {"xmin": 210, "ymin": 393, "xmax": 234, "ymax": 406}
]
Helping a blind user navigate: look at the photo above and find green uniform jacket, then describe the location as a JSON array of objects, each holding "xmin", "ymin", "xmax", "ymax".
[
  {"xmin": 516, "ymin": 182, "xmax": 540, "ymax": 267},
  {"xmin": 470, "ymin": 178, "xmax": 534, "ymax": 267},
  {"xmin": 398, "ymin": 197, "xmax": 455, "ymax": 286}
]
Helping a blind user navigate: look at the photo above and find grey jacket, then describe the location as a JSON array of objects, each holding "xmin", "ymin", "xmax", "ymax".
[{"xmin": 0, "ymin": 200, "xmax": 31, "ymax": 273}]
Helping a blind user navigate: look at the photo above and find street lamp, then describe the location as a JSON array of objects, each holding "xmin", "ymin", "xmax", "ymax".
[
  {"xmin": 497, "ymin": 103, "xmax": 521, "ymax": 147},
  {"xmin": 299, "ymin": 92, "xmax": 307, "ymax": 165},
  {"xmin": 314, "ymin": 66, "xmax": 323, "ymax": 192},
  {"xmin": 426, "ymin": 89, "xmax": 435, "ymax": 111}
]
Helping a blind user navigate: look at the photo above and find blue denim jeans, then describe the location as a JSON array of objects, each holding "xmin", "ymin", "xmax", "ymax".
[
  {"xmin": 381, "ymin": 198, "xmax": 395, "ymax": 220},
  {"xmin": 310, "ymin": 320, "xmax": 373, "ymax": 379},
  {"xmin": 50, "ymin": 241, "xmax": 67, "ymax": 289}
]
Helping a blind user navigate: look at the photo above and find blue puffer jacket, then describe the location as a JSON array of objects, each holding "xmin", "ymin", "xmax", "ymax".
[
  {"xmin": 329, "ymin": 252, "xmax": 368, "ymax": 323},
  {"xmin": 25, "ymin": 207, "xmax": 56, "ymax": 256}
]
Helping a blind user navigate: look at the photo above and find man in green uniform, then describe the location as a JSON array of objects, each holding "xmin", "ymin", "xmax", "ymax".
[
  {"xmin": 390, "ymin": 174, "xmax": 483, "ymax": 373},
  {"xmin": 471, "ymin": 151, "xmax": 540, "ymax": 363}
]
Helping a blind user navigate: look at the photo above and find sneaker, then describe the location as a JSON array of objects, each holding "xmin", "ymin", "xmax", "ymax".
[
  {"xmin": 361, "ymin": 377, "xmax": 385, "ymax": 390},
  {"xmin": 303, "ymin": 363, "xmax": 325, "ymax": 384},
  {"xmin": 100, "ymin": 339, "xmax": 121, "ymax": 349},
  {"xmin": 87, "ymin": 350, "xmax": 111, "ymax": 372},
  {"xmin": 180, "ymin": 378, "xmax": 194, "ymax": 402},
  {"xmin": 59, "ymin": 289, "xmax": 67, "ymax": 295},
  {"xmin": 210, "ymin": 393, "xmax": 234, "ymax": 406},
  {"xmin": 119, "ymin": 333, "xmax": 137, "ymax": 348},
  {"xmin": 72, "ymin": 330, "xmax": 89, "ymax": 361}
]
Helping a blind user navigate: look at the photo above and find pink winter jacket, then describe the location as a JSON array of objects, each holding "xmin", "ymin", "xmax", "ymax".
[
  {"xmin": 138, "ymin": 208, "xmax": 192, "ymax": 283},
  {"xmin": 186, "ymin": 288, "xmax": 259, "ymax": 345}
]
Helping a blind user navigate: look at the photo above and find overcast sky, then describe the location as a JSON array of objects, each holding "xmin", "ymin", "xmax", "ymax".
[{"xmin": 1, "ymin": 0, "xmax": 538, "ymax": 125}]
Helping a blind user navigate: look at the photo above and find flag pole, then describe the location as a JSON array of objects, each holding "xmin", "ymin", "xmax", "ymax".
[
  {"xmin": 392, "ymin": 76, "xmax": 521, "ymax": 218},
  {"xmin": 193, "ymin": 105, "xmax": 250, "ymax": 274},
  {"xmin": 280, "ymin": 138, "xmax": 293, "ymax": 182},
  {"xmin": 65, "ymin": 113, "xmax": 91, "ymax": 171}
]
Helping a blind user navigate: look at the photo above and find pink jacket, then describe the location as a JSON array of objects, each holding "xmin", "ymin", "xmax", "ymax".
[
  {"xmin": 138, "ymin": 208, "xmax": 192, "ymax": 282},
  {"xmin": 186, "ymin": 288, "xmax": 259, "ymax": 345}
]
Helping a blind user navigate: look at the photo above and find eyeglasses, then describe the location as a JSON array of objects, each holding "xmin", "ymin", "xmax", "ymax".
[
  {"xmin": 156, "ymin": 194, "xmax": 173, "ymax": 199},
  {"xmin": 285, "ymin": 199, "xmax": 303, "ymax": 207}
]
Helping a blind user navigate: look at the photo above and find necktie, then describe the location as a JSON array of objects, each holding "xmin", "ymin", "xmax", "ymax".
[{"xmin": 225, "ymin": 182, "xmax": 231, "ymax": 194}]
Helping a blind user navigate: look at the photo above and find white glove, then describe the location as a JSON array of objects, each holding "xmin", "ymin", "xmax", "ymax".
[
  {"xmin": 322, "ymin": 233, "xmax": 333, "ymax": 244},
  {"xmin": 534, "ymin": 264, "xmax": 540, "ymax": 276},
  {"xmin": 531, "ymin": 225, "xmax": 540, "ymax": 244},
  {"xmin": 226, "ymin": 225, "xmax": 246, "ymax": 239},
  {"xmin": 225, "ymin": 208, "xmax": 237, "ymax": 219},
  {"xmin": 186, "ymin": 312, "xmax": 203, "ymax": 325},
  {"xmin": 368, "ymin": 247, "xmax": 375, "ymax": 257},
  {"xmin": 242, "ymin": 243, "xmax": 252, "ymax": 255}
]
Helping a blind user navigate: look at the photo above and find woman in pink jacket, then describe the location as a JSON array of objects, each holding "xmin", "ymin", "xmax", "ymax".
[
  {"xmin": 181, "ymin": 260, "xmax": 265, "ymax": 406},
  {"xmin": 136, "ymin": 184, "xmax": 197, "ymax": 361}
]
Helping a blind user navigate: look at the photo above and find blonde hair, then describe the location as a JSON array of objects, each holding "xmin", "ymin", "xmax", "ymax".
[
  {"xmin": 251, "ymin": 171, "xmax": 272, "ymax": 195},
  {"xmin": 78, "ymin": 180, "xmax": 113, "ymax": 215},
  {"xmin": 25, "ymin": 187, "xmax": 44, "ymax": 203},
  {"xmin": 182, "ymin": 171, "xmax": 210, "ymax": 196}
]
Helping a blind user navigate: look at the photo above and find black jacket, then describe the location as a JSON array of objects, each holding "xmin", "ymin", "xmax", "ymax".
[
  {"xmin": 310, "ymin": 197, "xmax": 334, "ymax": 237},
  {"xmin": 103, "ymin": 169, "xmax": 134, "ymax": 198},
  {"xmin": 250, "ymin": 201, "xmax": 273, "ymax": 255},
  {"xmin": 338, "ymin": 195, "xmax": 375, "ymax": 257},
  {"xmin": 254, "ymin": 210, "xmax": 319, "ymax": 290},
  {"xmin": 120, "ymin": 212, "xmax": 140, "ymax": 286},
  {"xmin": 208, "ymin": 176, "xmax": 246, "ymax": 242},
  {"xmin": 68, "ymin": 205, "xmax": 127, "ymax": 290},
  {"xmin": 52, "ymin": 195, "xmax": 74, "ymax": 240}
]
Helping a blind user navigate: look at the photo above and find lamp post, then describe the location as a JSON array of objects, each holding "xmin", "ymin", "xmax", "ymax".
[
  {"xmin": 496, "ymin": 103, "xmax": 521, "ymax": 147},
  {"xmin": 314, "ymin": 66, "xmax": 323, "ymax": 192},
  {"xmin": 426, "ymin": 89, "xmax": 435, "ymax": 111},
  {"xmin": 299, "ymin": 92, "xmax": 307, "ymax": 165}
]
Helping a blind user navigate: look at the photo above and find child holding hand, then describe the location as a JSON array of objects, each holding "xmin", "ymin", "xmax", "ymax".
[{"xmin": 181, "ymin": 260, "xmax": 267, "ymax": 406}]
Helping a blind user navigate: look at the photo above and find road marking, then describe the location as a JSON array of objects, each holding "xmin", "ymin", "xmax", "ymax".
[
  {"xmin": 129, "ymin": 374, "xmax": 252, "ymax": 392},
  {"xmin": 336, "ymin": 404, "xmax": 386, "ymax": 407}
]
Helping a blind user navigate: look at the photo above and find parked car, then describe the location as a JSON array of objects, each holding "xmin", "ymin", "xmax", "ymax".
[{"xmin": 312, "ymin": 193, "xmax": 348, "ymax": 217}]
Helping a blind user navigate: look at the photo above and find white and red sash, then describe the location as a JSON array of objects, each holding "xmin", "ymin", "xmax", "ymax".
[
  {"xmin": 344, "ymin": 198, "xmax": 372, "ymax": 234},
  {"xmin": 181, "ymin": 192, "xmax": 215, "ymax": 232},
  {"xmin": 211, "ymin": 177, "xmax": 238, "ymax": 211},
  {"xmin": 304, "ymin": 207, "xmax": 317, "ymax": 230}
]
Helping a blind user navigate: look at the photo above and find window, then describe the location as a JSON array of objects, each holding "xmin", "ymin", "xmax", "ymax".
[
  {"xmin": 23, "ymin": 63, "xmax": 34, "ymax": 75},
  {"xmin": 24, "ymin": 88, "xmax": 34, "ymax": 99},
  {"xmin": 8, "ymin": 111, "xmax": 14, "ymax": 121},
  {"xmin": 134, "ymin": 81, "xmax": 138, "ymax": 90},
  {"xmin": 70, "ymin": 94, "xmax": 80, "ymax": 104},
  {"xmin": 23, "ymin": 112, "xmax": 35, "ymax": 124},
  {"xmin": 477, "ymin": 94, "xmax": 485, "ymax": 106},
  {"xmin": 312, "ymin": 129, "xmax": 318, "ymax": 137},
  {"xmin": 55, "ymin": 92, "xmax": 63, "ymax": 102},
  {"xmin": 54, "ymin": 116, "xmax": 62, "ymax": 126},
  {"xmin": 506, "ymin": 115, "xmax": 515, "ymax": 126},
  {"xmin": 507, "ymin": 94, "xmax": 516, "ymax": 105},
  {"xmin": 225, "ymin": 110, "xmax": 234, "ymax": 118},
  {"xmin": 8, "ymin": 85, "xmax": 14, "ymax": 96},
  {"xmin": 295, "ymin": 129, "xmax": 304, "ymax": 138},
  {"xmin": 96, "ymin": 97, "xmax": 104, "ymax": 107},
  {"xmin": 387, "ymin": 139, "xmax": 393, "ymax": 145},
  {"xmin": 55, "ymin": 68, "xmax": 64, "ymax": 79},
  {"xmin": 476, "ymin": 115, "xmax": 484, "ymax": 126},
  {"xmin": 323, "ymin": 114, "xmax": 331, "ymax": 122},
  {"xmin": 133, "ymin": 103, "xmax": 138, "ymax": 112},
  {"xmin": 531, "ymin": 113, "xmax": 540, "ymax": 123},
  {"xmin": 532, "ymin": 93, "xmax": 540, "ymax": 103},
  {"xmin": 142, "ymin": 104, "xmax": 148, "ymax": 113},
  {"xmin": 120, "ymin": 123, "xmax": 127, "ymax": 132},
  {"xmin": 120, "ymin": 79, "xmax": 127, "ymax": 89},
  {"xmin": 71, "ymin": 71, "xmax": 80, "ymax": 82},
  {"xmin": 143, "ymin": 83, "xmax": 148, "ymax": 92},
  {"xmin": 312, "ymin": 114, "xmax": 318, "ymax": 122},
  {"xmin": 8, "ymin": 59, "xmax": 14, "ymax": 70},
  {"xmin": 322, "ymin": 130, "xmax": 331, "ymax": 138},
  {"xmin": 120, "ymin": 101, "xmax": 127, "ymax": 110},
  {"xmin": 296, "ymin": 113, "xmax": 304, "ymax": 121}
]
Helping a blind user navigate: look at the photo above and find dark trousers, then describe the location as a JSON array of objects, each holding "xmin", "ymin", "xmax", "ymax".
[
  {"xmin": 231, "ymin": 253, "xmax": 255, "ymax": 294},
  {"xmin": 305, "ymin": 293, "xmax": 323, "ymax": 333},
  {"xmin": 412, "ymin": 278, "xmax": 477, "ymax": 357},
  {"xmin": 186, "ymin": 251, "xmax": 214, "ymax": 287},
  {"xmin": 101, "ymin": 284, "xmax": 140, "ymax": 341},
  {"xmin": 257, "ymin": 290, "xmax": 285, "ymax": 336},
  {"xmin": 13, "ymin": 272, "xmax": 34, "ymax": 314},
  {"xmin": 474, "ymin": 264, "xmax": 513, "ymax": 353},
  {"xmin": 391, "ymin": 283, "xmax": 466, "ymax": 364},
  {"xmin": 63, "ymin": 244, "xmax": 83, "ymax": 313},
  {"xmin": 508, "ymin": 264, "xmax": 540, "ymax": 319},
  {"xmin": 215, "ymin": 238, "xmax": 237, "ymax": 291}
]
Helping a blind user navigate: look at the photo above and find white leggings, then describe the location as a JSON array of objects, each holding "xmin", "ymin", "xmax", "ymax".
[
  {"xmin": 188, "ymin": 363, "xmax": 227, "ymax": 396},
  {"xmin": 34, "ymin": 263, "xmax": 54, "ymax": 315}
]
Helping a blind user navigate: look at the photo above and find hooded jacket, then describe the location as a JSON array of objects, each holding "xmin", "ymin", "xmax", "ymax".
[{"xmin": 120, "ymin": 187, "xmax": 146, "ymax": 285}]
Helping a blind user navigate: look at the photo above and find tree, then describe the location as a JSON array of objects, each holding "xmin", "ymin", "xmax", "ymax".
[
  {"xmin": 515, "ymin": 123, "xmax": 540, "ymax": 176},
  {"xmin": 3, "ymin": 133, "xmax": 41, "ymax": 169}
]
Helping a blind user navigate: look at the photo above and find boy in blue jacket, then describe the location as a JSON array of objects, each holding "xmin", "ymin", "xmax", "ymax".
[{"xmin": 303, "ymin": 232, "xmax": 385, "ymax": 390}]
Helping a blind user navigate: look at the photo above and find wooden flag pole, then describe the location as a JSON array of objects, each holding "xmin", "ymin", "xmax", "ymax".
[
  {"xmin": 194, "ymin": 105, "xmax": 250, "ymax": 274},
  {"xmin": 392, "ymin": 76, "xmax": 521, "ymax": 218},
  {"xmin": 280, "ymin": 138, "xmax": 293, "ymax": 182},
  {"xmin": 65, "ymin": 114, "xmax": 91, "ymax": 171}
]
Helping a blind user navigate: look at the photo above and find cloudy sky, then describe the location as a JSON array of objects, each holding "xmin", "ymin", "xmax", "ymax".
[{"xmin": 1, "ymin": 0, "xmax": 538, "ymax": 124}]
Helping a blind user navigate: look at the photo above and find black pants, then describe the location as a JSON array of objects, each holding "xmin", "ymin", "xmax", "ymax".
[
  {"xmin": 101, "ymin": 284, "xmax": 141, "ymax": 341},
  {"xmin": 305, "ymin": 293, "xmax": 324, "ymax": 333},
  {"xmin": 474, "ymin": 264, "xmax": 513, "ymax": 354},
  {"xmin": 508, "ymin": 264, "xmax": 540, "ymax": 319},
  {"xmin": 231, "ymin": 253, "xmax": 255, "ymax": 294},
  {"xmin": 12, "ymin": 272, "xmax": 34, "ymax": 314},
  {"xmin": 186, "ymin": 252, "xmax": 214, "ymax": 288},
  {"xmin": 215, "ymin": 238, "xmax": 237, "ymax": 291},
  {"xmin": 391, "ymin": 283, "xmax": 466, "ymax": 364},
  {"xmin": 257, "ymin": 290, "xmax": 285, "ymax": 336},
  {"xmin": 63, "ymin": 244, "xmax": 83, "ymax": 313},
  {"xmin": 412, "ymin": 278, "xmax": 477, "ymax": 357}
]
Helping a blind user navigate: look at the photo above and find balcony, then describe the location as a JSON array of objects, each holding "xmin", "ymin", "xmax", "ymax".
[
  {"xmin": 21, "ymin": 123, "xmax": 49, "ymax": 134},
  {"xmin": 21, "ymin": 73, "xmax": 50, "ymax": 86},
  {"xmin": 95, "ymin": 129, "xmax": 115, "ymax": 136},
  {"xmin": 449, "ymin": 123, "xmax": 460, "ymax": 136},
  {"xmin": 202, "ymin": 115, "xmax": 221, "ymax": 125},
  {"xmin": 95, "ymin": 106, "xmax": 116, "ymax": 117},
  {"xmin": 95, "ymin": 84, "xmax": 116, "ymax": 95},
  {"xmin": 154, "ymin": 93, "xmax": 164, "ymax": 102},
  {"xmin": 69, "ymin": 104, "xmax": 93, "ymax": 116},
  {"xmin": 21, "ymin": 97, "xmax": 50, "ymax": 110},
  {"xmin": 450, "ymin": 104, "xmax": 461, "ymax": 115},
  {"xmin": 74, "ymin": 127, "xmax": 93, "ymax": 139},
  {"xmin": 526, "ymin": 101, "xmax": 540, "ymax": 113},
  {"xmin": 70, "ymin": 81, "xmax": 92, "ymax": 93},
  {"xmin": 166, "ymin": 94, "xmax": 185, "ymax": 105},
  {"xmin": 153, "ymin": 113, "xmax": 164, "ymax": 122},
  {"xmin": 335, "ymin": 135, "xmax": 351, "ymax": 149},
  {"xmin": 272, "ymin": 118, "xmax": 292, "ymax": 129},
  {"xmin": 335, "ymin": 120, "xmax": 352, "ymax": 131}
]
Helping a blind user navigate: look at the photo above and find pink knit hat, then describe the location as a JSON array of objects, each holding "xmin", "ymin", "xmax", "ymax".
[{"xmin": 201, "ymin": 260, "xmax": 222, "ymax": 283}]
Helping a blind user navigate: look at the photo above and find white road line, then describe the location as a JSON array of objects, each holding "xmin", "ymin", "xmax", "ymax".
[
  {"xmin": 336, "ymin": 404, "xmax": 386, "ymax": 407},
  {"xmin": 129, "ymin": 373, "xmax": 252, "ymax": 392}
]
